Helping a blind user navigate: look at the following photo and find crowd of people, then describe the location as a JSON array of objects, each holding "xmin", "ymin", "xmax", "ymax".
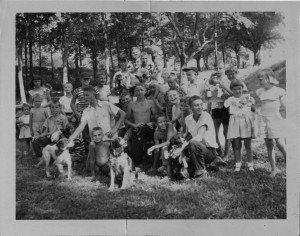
[{"xmin": 16, "ymin": 47, "xmax": 287, "ymax": 181}]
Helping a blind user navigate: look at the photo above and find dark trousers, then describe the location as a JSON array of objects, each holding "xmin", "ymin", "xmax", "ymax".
[
  {"xmin": 32, "ymin": 136, "xmax": 52, "ymax": 158},
  {"xmin": 188, "ymin": 140, "xmax": 216, "ymax": 176}
]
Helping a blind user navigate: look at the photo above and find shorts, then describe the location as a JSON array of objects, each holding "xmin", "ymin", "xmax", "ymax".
[
  {"xmin": 260, "ymin": 116, "xmax": 285, "ymax": 139},
  {"xmin": 212, "ymin": 107, "xmax": 230, "ymax": 125}
]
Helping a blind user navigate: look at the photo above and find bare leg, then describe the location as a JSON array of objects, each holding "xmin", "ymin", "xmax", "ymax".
[
  {"xmin": 244, "ymin": 138, "xmax": 253, "ymax": 163},
  {"xmin": 275, "ymin": 138, "xmax": 286, "ymax": 158},
  {"xmin": 45, "ymin": 156, "xmax": 52, "ymax": 178},
  {"xmin": 88, "ymin": 143, "xmax": 97, "ymax": 181},
  {"xmin": 213, "ymin": 118, "xmax": 222, "ymax": 156},
  {"xmin": 109, "ymin": 168, "xmax": 115, "ymax": 191},
  {"xmin": 121, "ymin": 167, "xmax": 130, "ymax": 189},
  {"xmin": 222, "ymin": 124, "xmax": 231, "ymax": 159},
  {"xmin": 265, "ymin": 138, "xmax": 277, "ymax": 177},
  {"xmin": 66, "ymin": 160, "xmax": 72, "ymax": 180}
]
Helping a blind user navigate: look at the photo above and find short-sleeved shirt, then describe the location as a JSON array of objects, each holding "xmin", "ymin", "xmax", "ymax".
[
  {"xmin": 256, "ymin": 86, "xmax": 285, "ymax": 117},
  {"xmin": 224, "ymin": 94, "xmax": 255, "ymax": 115},
  {"xmin": 73, "ymin": 87, "xmax": 100, "ymax": 113},
  {"xmin": 59, "ymin": 95, "xmax": 73, "ymax": 113},
  {"xmin": 43, "ymin": 114, "xmax": 68, "ymax": 134},
  {"xmin": 81, "ymin": 100, "xmax": 120, "ymax": 137},
  {"xmin": 95, "ymin": 85, "xmax": 110, "ymax": 101},
  {"xmin": 185, "ymin": 111, "xmax": 218, "ymax": 148}
]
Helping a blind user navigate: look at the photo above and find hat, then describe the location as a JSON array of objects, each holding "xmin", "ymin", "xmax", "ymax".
[
  {"xmin": 230, "ymin": 79, "xmax": 244, "ymax": 90},
  {"xmin": 182, "ymin": 67, "xmax": 198, "ymax": 73}
]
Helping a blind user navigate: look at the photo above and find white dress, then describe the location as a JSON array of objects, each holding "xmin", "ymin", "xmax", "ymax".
[
  {"xmin": 18, "ymin": 115, "xmax": 31, "ymax": 139},
  {"xmin": 224, "ymin": 94, "xmax": 255, "ymax": 139}
]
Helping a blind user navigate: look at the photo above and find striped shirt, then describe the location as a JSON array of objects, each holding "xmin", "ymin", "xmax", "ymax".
[
  {"xmin": 164, "ymin": 86, "xmax": 186, "ymax": 120},
  {"xmin": 72, "ymin": 134, "xmax": 86, "ymax": 157},
  {"xmin": 73, "ymin": 87, "xmax": 100, "ymax": 113}
]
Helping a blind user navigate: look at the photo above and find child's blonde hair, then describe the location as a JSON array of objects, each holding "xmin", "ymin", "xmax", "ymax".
[{"xmin": 257, "ymin": 68, "xmax": 279, "ymax": 85}]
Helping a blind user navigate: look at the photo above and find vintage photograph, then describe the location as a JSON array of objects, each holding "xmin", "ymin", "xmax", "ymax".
[{"xmin": 14, "ymin": 10, "xmax": 289, "ymax": 221}]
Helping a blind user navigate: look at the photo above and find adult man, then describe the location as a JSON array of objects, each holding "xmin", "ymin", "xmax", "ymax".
[
  {"xmin": 183, "ymin": 67, "xmax": 206, "ymax": 97},
  {"xmin": 69, "ymin": 86, "xmax": 126, "ymax": 142},
  {"xmin": 173, "ymin": 96, "xmax": 224, "ymax": 180}
]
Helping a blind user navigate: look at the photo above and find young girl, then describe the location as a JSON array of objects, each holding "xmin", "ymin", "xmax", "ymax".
[
  {"xmin": 256, "ymin": 68, "xmax": 286, "ymax": 177},
  {"xmin": 17, "ymin": 103, "xmax": 32, "ymax": 156},
  {"xmin": 95, "ymin": 75, "xmax": 110, "ymax": 101},
  {"xmin": 28, "ymin": 76, "xmax": 52, "ymax": 114},
  {"xmin": 30, "ymin": 94, "xmax": 48, "ymax": 141},
  {"xmin": 224, "ymin": 79, "xmax": 255, "ymax": 172}
]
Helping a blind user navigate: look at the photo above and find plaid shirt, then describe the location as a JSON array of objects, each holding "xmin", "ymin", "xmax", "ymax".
[{"xmin": 164, "ymin": 86, "xmax": 186, "ymax": 120}]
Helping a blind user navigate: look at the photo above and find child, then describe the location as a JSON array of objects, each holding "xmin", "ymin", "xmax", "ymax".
[
  {"xmin": 28, "ymin": 76, "xmax": 52, "ymax": 115},
  {"xmin": 30, "ymin": 94, "xmax": 49, "ymax": 140},
  {"xmin": 224, "ymin": 79, "xmax": 255, "ymax": 172},
  {"xmin": 112, "ymin": 56, "xmax": 131, "ymax": 89},
  {"xmin": 17, "ymin": 103, "xmax": 32, "ymax": 156},
  {"xmin": 167, "ymin": 90, "xmax": 181, "ymax": 131},
  {"xmin": 125, "ymin": 84, "xmax": 156, "ymax": 166},
  {"xmin": 256, "ymin": 68, "xmax": 286, "ymax": 177},
  {"xmin": 171, "ymin": 97, "xmax": 191, "ymax": 133},
  {"xmin": 67, "ymin": 122, "xmax": 86, "ymax": 164},
  {"xmin": 32, "ymin": 101, "xmax": 68, "ymax": 160},
  {"xmin": 147, "ymin": 112, "xmax": 177, "ymax": 173},
  {"xmin": 59, "ymin": 82, "xmax": 74, "ymax": 119},
  {"xmin": 87, "ymin": 126, "xmax": 111, "ymax": 181},
  {"xmin": 95, "ymin": 75, "xmax": 110, "ymax": 101}
]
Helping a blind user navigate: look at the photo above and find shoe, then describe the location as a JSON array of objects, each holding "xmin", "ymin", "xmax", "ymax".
[
  {"xmin": 234, "ymin": 162, "xmax": 242, "ymax": 172},
  {"xmin": 247, "ymin": 162, "xmax": 254, "ymax": 172},
  {"xmin": 194, "ymin": 172, "xmax": 208, "ymax": 182}
]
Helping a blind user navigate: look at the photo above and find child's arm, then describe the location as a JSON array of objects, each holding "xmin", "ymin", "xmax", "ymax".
[
  {"xmin": 153, "ymin": 97, "xmax": 164, "ymax": 111},
  {"xmin": 70, "ymin": 93, "xmax": 81, "ymax": 119},
  {"xmin": 280, "ymin": 95, "xmax": 286, "ymax": 109},
  {"xmin": 43, "ymin": 89, "xmax": 52, "ymax": 108},
  {"xmin": 29, "ymin": 112, "xmax": 34, "ymax": 136},
  {"xmin": 170, "ymin": 113, "xmax": 181, "ymax": 124},
  {"xmin": 147, "ymin": 141, "xmax": 170, "ymax": 155}
]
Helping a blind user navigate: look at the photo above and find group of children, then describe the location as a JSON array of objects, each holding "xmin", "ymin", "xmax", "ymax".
[{"xmin": 16, "ymin": 56, "xmax": 287, "ymax": 178}]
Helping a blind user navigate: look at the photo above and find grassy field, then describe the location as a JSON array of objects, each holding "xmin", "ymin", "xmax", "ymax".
[
  {"xmin": 16, "ymin": 138, "xmax": 286, "ymax": 220},
  {"xmin": 16, "ymin": 61, "xmax": 287, "ymax": 220}
]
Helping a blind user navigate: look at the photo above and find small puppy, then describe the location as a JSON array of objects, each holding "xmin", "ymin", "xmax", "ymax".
[
  {"xmin": 109, "ymin": 137, "xmax": 136, "ymax": 191},
  {"xmin": 34, "ymin": 138, "xmax": 74, "ymax": 180}
]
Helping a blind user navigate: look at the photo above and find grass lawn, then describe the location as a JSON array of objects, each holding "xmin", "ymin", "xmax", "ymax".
[{"xmin": 16, "ymin": 137, "xmax": 286, "ymax": 220}]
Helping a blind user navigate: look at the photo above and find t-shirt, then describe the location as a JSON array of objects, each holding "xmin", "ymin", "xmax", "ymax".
[
  {"xmin": 81, "ymin": 100, "xmax": 120, "ymax": 137},
  {"xmin": 187, "ymin": 78, "xmax": 206, "ymax": 97},
  {"xmin": 73, "ymin": 87, "xmax": 100, "ymax": 113},
  {"xmin": 59, "ymin": 95, "xmax": 73, "ymax": 113},
  {"xmin": 95, "ymin": 85, "xmax": 110, "ymax": 101},
  {"xmin": 256, "ymin": 86, "xmax": 285, "ymax": 117},
  {"xmin": 185, "ymin": 111, "xmax": 218, "ymax": 148}
]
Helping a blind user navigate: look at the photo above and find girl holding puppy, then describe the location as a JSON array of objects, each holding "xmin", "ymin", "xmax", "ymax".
[
  {"xmin": 256, "ymin": 68, "xmax": 286, "ymax": 177},
  {"xmin": 224, "ymin": 79, "xmax": 255, "ymax": 172}
]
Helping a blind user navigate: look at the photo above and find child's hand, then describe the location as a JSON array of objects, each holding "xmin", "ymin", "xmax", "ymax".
[
  {"xmin": 146, "ymin": 122, "xmax": 153, "ymax": 128},
  {"xmin": 147, "ymin": 147, "xmax": 154, "ymax": 155}
]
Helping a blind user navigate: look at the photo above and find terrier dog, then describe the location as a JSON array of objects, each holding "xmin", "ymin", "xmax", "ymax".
[
  {"xmin": 109, "ymin": 137, "xmax": 137, "ymax": 191},
  {"xmin": 34, "ymin": 138, "xmax": 74, "ymax": 180}
]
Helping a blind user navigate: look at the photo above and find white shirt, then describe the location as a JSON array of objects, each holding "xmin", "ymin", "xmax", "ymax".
[
  {"xmin": 96, "ymin": 85, "xmax": 110, "ymax": 101},
  {"xmin": 185, "ymin": 111, "xmax": 218, "ymax": 148},
  {"xmin": 81, "ymin": 100, "xmax": 120, "ymax": 137},
  {"xmin": 59, "ymin": 95, "xmax": 73, "ymax": 113},
  {"xmin": 187, "ymin": 78, "xmax": 206, "ymax": 97}
]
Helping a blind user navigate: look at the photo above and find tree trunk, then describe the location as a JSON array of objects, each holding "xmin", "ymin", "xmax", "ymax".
[
  {"xmin": 161, "ymin": 24, "xmax": 167, "ymax": 67},
  {"xmin": 38, "ymin": 28, "xmax": 42, "ymax": 75},
  {"xmin": 92, "ymin": 54, "xmax": 97, "ymax": 80},
  {"xmin": 29, "ymin": 38, "xmax": 33, "ymax": 78},
  {"xmin": 74, "ymin": 46, "xmax": 79, "ymax": 70},
  {"xmin": 24, "ymin": 41, "xmax": 28, "ymax": 85},
  {"xmin": 18, "ymin": 46, "xmax": 27, "ymax": 104},
  {"xmin": 109, "ymin": 41, "xmax": 114, "ymax": 70},
  {"xmin": 253, "ymin": 49, "xmax": 261, "ymax": 66},
  {"xmin": 79, "ymin": 44, "xmax": 82, "ymax": 74},
  {"xmin": 50, "ymin": 48, "xmax": 54, "ymax": 80},
  {"xmin": 236, "ymin": 52, "xmax": 240, "ymax": 69},
  {"xmin": 116, "ymin": 36, "xmax": 120, "ymax": 61},
  {"xmin": 62, "ymin": 34, "xmax": 69, "ymax": 84},
  {"xmin": 196, "ymin": 56, "xmax": 201, "ymax": 72},
  {"xmin": 222, "ymin": 45, "xmax": 225, "ymax": 67}
]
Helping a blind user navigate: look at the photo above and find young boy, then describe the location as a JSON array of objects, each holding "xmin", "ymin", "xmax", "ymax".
[
  {"xmin": 32, "ymin": 101, "xmax": 69, "ymax": 160},
  {"xmin": 147, "ymin": 113, "xmax": 177, "ymax": 174},
  {"xmin": 125, "ymin": 84, "xmax": 156, "ymax": 166},
  {"xmin": 183, "ymin": 67, "xmax": 205, "ymax": 98},
  {"xmin": 59, "ymin": 82, "xmax": 74, "ymax": 119},
  {"xmin": 170, "ymin": 97, "xmax": 191, "ymax": 133},
  {"xmin": 95, "ymin": 75, "xmax": 110, "ymax": 101},
  {"xmin": 87, "ymin": 126, "xmax": 111, "ymax": 181}
]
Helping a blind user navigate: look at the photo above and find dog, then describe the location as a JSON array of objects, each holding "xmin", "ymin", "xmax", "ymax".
[
  {"xmin": 109, "ymin": 137, "xmax": 137, "ymax": 191},
  {"xmin": 34, "ymin": 138, "xmax": 74, "ymax": 180}
]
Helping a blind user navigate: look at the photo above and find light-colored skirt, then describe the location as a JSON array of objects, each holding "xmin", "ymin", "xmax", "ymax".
[
  {"xmin": 259, "ymin": 115, "xmax": 285, "ymax": 139},
  {"xmin": 19, "ymin": 126, "xmax": 31, "ymax": 139},
  {"xmin": 227, "ymin": 114, "xmax": 253, "ymax": 139}
]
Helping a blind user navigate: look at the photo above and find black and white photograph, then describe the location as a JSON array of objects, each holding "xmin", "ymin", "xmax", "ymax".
[{"xmin": 1, "ymin": 1, "xmax": 299, "ymax": 236}]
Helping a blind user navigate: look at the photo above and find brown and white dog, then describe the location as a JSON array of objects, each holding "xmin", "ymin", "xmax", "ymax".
[
  {"xmin": 34, "ymin": 138, "xmax": 74, "ymax": 180},
  {"xmin": 109, "ymin": 137, "xmax": 137, "ymax": 191}
]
